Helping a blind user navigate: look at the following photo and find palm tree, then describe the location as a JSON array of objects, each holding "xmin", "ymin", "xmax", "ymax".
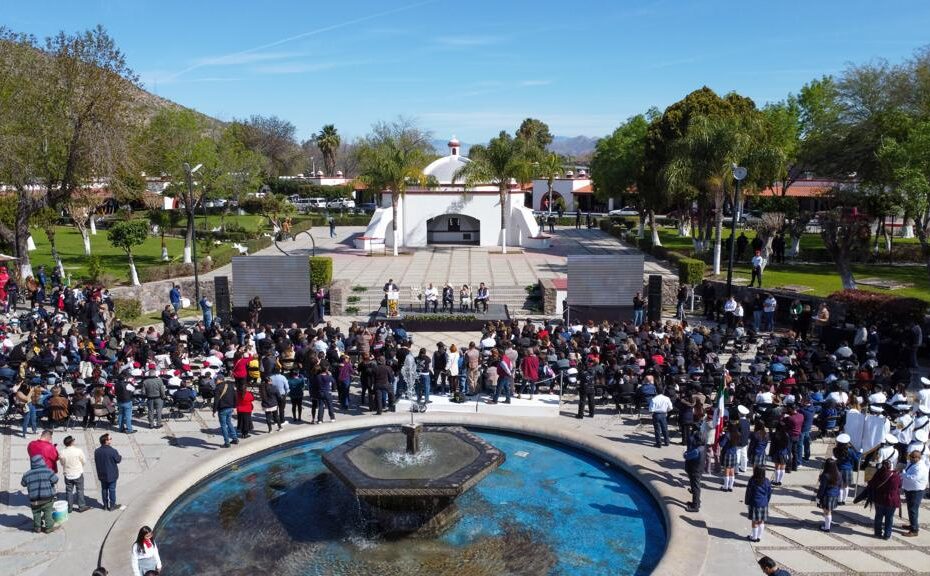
[
  {"xmin": 664, "ymin": 115, "xmax": 755, "ymax": 275},
  {"xmin": 358, "ymin": 122, "xmax": 432, "ymax": 256},
  {"xmin": 453, "ymin": 131, "xmax": 533, "ymax": 253},
  {"xmin": 535, "ymin": 153, "xmax": 563, "ymax": 214},
  {"xmin": 315, "ymin": 124, "xmax": 341, "ymax": 176}
]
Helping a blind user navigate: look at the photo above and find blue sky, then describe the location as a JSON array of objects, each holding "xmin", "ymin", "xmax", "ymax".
[{"xmin": 5, "ymin": 0, "xmax": 930, "ymax": 142}]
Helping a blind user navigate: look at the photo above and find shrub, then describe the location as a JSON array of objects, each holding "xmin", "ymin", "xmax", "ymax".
[
  {"xmin": 610, "ymin": 224, "xmax": 624, "ymax": 238},
  {"xmin": 678, "ymin": 258, "xmax": 705, "ymax": 286},
  {"xmin": 347, "ymin": 295, "xmax": 361, "ymax": 304},
  {"xmin": 112, "ymin": 297, "xmax": 142, "ymax": 321},
  {"xmin": 826, "ymin": 289, "xmax": 928, "ymax": 329},
  {"xmin": 599, "ymin": 219, "xmax": 611, "ymax": 232},
  {"xmin": 351, "ymin": 285, "xmax": 367, "ymax": 293},
  {"xmin": 344, "ymin": 306, "xmax": 360, "ymax": 315},
  {"xmin": 87, "ymin": 255, "xmax": 104, "ymax": 283},
  {"xmin": 310, "ymin": 256, "xmax": 333, "ymax": 287}
]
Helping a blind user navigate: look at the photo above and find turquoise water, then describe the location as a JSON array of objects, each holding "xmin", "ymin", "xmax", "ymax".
[{"xmin": 156, "ymin": 429, "xmax": 666, "ymax": 575}]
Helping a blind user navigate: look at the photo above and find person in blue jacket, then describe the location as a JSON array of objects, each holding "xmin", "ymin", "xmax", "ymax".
[
  {"xmin": 832, "ymin": 434, "xmax": 859, "ymax": 505},
  {"xmin": 748, "ymin": 422, "xmax": 769, "ymax": 469},
  {"xmin": 744, "ymin": 465, "xmax": 773, "ymax": 542},
  {"xmin": 798, "ymin": 395, "xmax": 817, "ymax": 464},
  {"xmin": 719, "ymin": 422, "xmax": 741, "ymax": 492},
  {"xmin": 816, "ymin": 458, "xmax": 843, "ymax": 532}
]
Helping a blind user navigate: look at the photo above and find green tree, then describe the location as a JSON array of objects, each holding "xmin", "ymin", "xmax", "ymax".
[
  {"xmin": 229, "ymin": 115, "xmax": 300, "ymax": 178},
  {"xmin": 30, "ymin": 207, "xmax": 64, "ymax": 277},
  {"xmin": 357, "ymin": 119, "xmax": 433, "ymax": 256},
  {"xmin": 590, "ymin": 114, "xmax": 651, "ymax": 236},
  {"xmin": 454, "ymin": 131, "xmax": 534, "ymax": 253},
  {"xmin": 314, "ymin": 124, "xmax": 341, "ymax": 176},
  {"xmin": 148, "ymin": 209, "xmax": 171, "ymax": 261},
  {"xmin": 516, "ymin": 118, "xmax": 553, "ymax": 156},
  {"xmin": 107, "ymin": 219, "xmax": 149, "ymax": 286},
  {"xmin": 0, "ymin": 26, "xmax": 137, "ymax": 279},
  {"xmin": 534, "ymin": 153, "xmax": 564, "ymax": 213}
]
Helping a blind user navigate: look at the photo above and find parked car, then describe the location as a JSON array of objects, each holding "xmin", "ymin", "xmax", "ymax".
[
  {"xmin": 307, "ymin": 198, "xmax": 327, "ymax": 209},
  {"xmin": 608, "ymin": 206, "xmax": 639, "ymax": 217},
  {"xmin": 326, "ymin": 198, "xmax": 356, "ymax": 210},
  {"xmin": 357, "ymin": 202, "xmax": 377, "ymax": 214}
]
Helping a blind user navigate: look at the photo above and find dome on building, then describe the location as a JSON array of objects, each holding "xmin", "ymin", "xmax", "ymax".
[{"xmin": 423, "ymin": 135, "xmax": 470, "ymax": 185}]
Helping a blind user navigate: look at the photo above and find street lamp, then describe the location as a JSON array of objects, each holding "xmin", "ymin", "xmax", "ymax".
[
  {"xmin": 726, "ymin": 164, "xmax": 747, "ymax": 297},
  {"xmin": 184, "ymin": 162, "xmax": 203, "ymax": 304}
]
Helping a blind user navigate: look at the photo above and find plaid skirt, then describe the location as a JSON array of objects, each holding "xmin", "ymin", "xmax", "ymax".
[
  {"xmin": 721, "ymin": 450, "xmax": 738, "ymax": 469},
  {"xmin": 747, "ymin": 506, "xmax": 769, "ymax": 522},
  {"xmin": 750, "ymin": 452, "xmax": 768, "ymax": 468},
  {"xmin": 772, "ymin": 450, "xmax": 790, "ymax": 466},
  {"xmin": 818, "ymin": 494, "xmax": 839, "ymax": 511},
  {"xmin": 840, "ymin": 468, "xmax": 852, "ymax": 486}
]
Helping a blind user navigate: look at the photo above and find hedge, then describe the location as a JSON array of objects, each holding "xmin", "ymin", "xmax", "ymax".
[
  {"xmin": 112, "ymin": 297, "xmax": 142, "ymax": 321},
  {"xmin": 310, "ymin": 256, "xmax": 333, "ymax": 288},
  {"xmin": 826, "ymin": 289, "xmax": 928, "ymax": 329},
  {"xmin": 678, "ymin": 258, "xmax": 705, "ymax": 285}
]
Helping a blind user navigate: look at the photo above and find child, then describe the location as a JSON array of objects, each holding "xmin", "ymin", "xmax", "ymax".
[
  {"xmin": 235, "ymin": 383, "xmax": 254, "ymax": 438},
  {"xmin": 816, "ymin": 458, "xmax": 842, "ymax": 532},
  {"xmin": 769, "ymin": 424, "xmax": 791, "ymax": 486},
  {"xmin": 719, "ymin": 422, "xmax": 741, "ymax": 491},
  {"xmin": 744, "ymin": 466, "xmax": 773, "ymax": 542},
  {"xmin": 748, "ymin": 422, "xmax": 770, "ymax": 469},
  {"xmin": 832, "ymin": 433, "xmax": 859, "ymax": 505}
]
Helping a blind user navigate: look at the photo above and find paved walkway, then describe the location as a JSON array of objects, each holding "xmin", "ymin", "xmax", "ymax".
[
  {"xmin": 203, "ymin": 226, "xmax": 674, "ymax": 289},
  {"xmin": 3, "ymin": 318, "xmax": 929, "ymax": 575}
]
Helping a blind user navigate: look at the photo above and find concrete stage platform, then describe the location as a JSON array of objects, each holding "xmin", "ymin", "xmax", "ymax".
[{"xmin": 395, "ymin": 392, "xmax": 562, "ymax": 418}]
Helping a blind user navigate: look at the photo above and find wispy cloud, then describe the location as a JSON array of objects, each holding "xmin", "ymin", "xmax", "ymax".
[
  {"xmin": 164, "ymin": 0, "xmax": 438, "ymax": 81},
  {"xmin": 433, "ymin": 35, "xmax": 499, "ymax": 47},
  {"xmin": 251, "ymin": 60, "xmax": 367, "ymax": 75},
  {"xmin": 521, "ymin": 79, "xmax": 552, "ymax": 87},
  {"xmin": 192, "ymin": 51, "xmax": 301, "ymax": 67}
]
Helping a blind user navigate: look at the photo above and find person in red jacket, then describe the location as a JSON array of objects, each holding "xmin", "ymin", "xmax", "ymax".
[
  {"xmin": 869, "ymin": 460, "xmax": 902, "ymax": 540},
  {"xmin": 27, "ymin": 430, "xmax": 59, "ymax": 474},
  {"xmin": 518, "ymin": 350, "xmax": 539, "ymax": 399},
  {"xmin": 232, "ymin": 349, "xmax": 251, "ymax": 391},
  {"xmin": 235, "ymin": 383, "xmax": 255, "ymax": 439}
]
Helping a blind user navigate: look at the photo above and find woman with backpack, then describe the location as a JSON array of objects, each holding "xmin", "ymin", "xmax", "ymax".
[
  {"xmin": 868, "ymin": 459, "xmax": 902, "ymax": 540},
  {"xmin": 816, "ymin": 458, "xmax": 842, "ymax": 532},
  {"xmin": 744, "ymin": 466, "xmax": 772, "ymax": 542}
]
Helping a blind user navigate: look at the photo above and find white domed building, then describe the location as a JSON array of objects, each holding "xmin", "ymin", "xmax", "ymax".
[{"xmin": 355, "ymin": 137, "xmax": 547, "ymax": 251}]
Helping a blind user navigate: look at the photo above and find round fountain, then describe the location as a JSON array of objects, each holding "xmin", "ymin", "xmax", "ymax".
[{"xmin": 321, "ymin": 423, "xmax": 504, "ymax": 536}]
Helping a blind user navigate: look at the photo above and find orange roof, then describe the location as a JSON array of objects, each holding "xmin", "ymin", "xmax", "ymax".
[
  {"xmin": 757, "ymin": 180, "xmax": 838, "ymax": 198},
  {"xmin": 574, "ymin": 184, "xmax": 593, "ymax": 194}
]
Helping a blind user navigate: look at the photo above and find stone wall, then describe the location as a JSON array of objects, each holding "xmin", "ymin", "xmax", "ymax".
[
  {"xmin": 110, "ymin": 277, "xmax": 215, "ymax": 313},
  {"xmin": 539, "ymin": 278, "xmax": 558, "ymax": 315}
]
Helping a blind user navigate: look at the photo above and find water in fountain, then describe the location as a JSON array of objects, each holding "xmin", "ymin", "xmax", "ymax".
[{"xmin": 383, "ymin": 444, "xmax": 435, "ymax": 467}]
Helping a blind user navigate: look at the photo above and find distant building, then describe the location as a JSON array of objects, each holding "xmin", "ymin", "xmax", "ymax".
[
  {"xmin": 357, "ymin": 137, "xmax": 545, "ymax": 250},
  {"xmin": 530, "ymin": 169, "xmax": 609, "ymax": 213}
]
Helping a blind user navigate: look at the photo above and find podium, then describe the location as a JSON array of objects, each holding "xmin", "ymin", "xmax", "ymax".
[{"xmin": 387, "ymin": 290, "xmax": 399, "ymax": 317}]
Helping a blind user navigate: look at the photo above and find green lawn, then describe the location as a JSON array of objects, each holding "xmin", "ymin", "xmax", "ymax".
[
  {"xmin": 725, "ymin": 263, "xmax": 930, "ymax": 302},
  {"xmin": 28, "ymin": 225, "xmax": 187, "ymax": 284},
  {"xmin": 655, "ymin": 226, "xmax": 918, "ymax": 253}
]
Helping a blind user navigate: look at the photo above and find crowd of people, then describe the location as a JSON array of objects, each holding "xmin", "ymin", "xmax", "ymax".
[{"xmin": 3, "ymin": 263, "xmax": 929, "ymax": 575}]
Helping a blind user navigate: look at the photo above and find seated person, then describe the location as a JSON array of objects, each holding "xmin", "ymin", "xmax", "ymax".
[
  {"xmin": 172, "ymin": 381, "xmax": 197, "ymax": 405},
  {"xmin": 423, "ymin": 283, "xmax": 438, "ymax": 313},
  {"xmin": 441, "ymin": 283, "xmax": 455, "ymax": 313},
  {"xmin": 474, "ymin": 282, "xmax": 490, "ymax": 313}
]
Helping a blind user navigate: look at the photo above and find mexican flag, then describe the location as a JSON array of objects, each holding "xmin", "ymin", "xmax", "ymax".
[{"xmin": 711, "ymin": 377, "xmax": 727, "ymax": 446}]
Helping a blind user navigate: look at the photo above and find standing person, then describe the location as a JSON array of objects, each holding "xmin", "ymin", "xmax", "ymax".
[
  {"xmin": 248, "ymin": 296, "xmax": 262, "ymax": 328},
  {"xmin": 782, "ymin": 405, "xmax": 804, "ymax": 472},
  {"xmin": 212, "ymin": 377, "xmax": 239, "ymax": 448},
  {"xmin": 736, "ymin": 232, "xmax": 749, "ymax": 262},
  {"xmin": 287, "ymin": 370, "xmax": 306, "ymax": 423},
  {"xmin": 632, "ymin": 292, "xmax": 645, "ymax": 327},
  {"xmin": 199, "ymin": 295, "xmax": 213, "ymax": 328},
  {"xmin": 27, "ymin": 430, "xmax": 59, "ymax": 473},
  {"xmin": 447, "ymin": 344, "xmax": 461, "ymax": 398},
  {"xmin": 901, "ymin": 446, "xmax": 929, "ymax": 537},
  {"xmin": 169, "ymin": 284, "xmax": 181, "ymax": 313},
  {"xmin": 21, "ymin": 455, "xmax": 59, "ymax": 533},
  {"xmin": 814, "ymin": 303, "xmax": 830, "ymax": 339},
  {"xmin": 269, "ymin": 369, "xmax": 289, "ymax": 426},
  {"xmin": 735, "ymin": 405, "xmax": 752, "ymax": 474},
  {"xmin": 492, "ymin": 348, "xmax": 513, "ymax": 405},
  {"xmin": 432, "ymin": 342, "xmax": 449, "ymax": 395},
  {"xmin": 749, "ymin": 250, "xmax": 765, "ymax": 287},
  {"xmin": 816, "ymin": 459, "xmax": 842, "ymax": 532},
  {"xmin": 676, "ymin": 284, "xmax": 688, "ymax": 322},
  {"xmin": 93, "ymin": 434, "xmax": 124, "ymax": 511},
  {"xmin": 337, "ymin": 354, "xmax": 354, "ymax": 409},
  {"xmin": 372, "ymin": 356, "xmax": 395, "ymax": 415},
  {"xmin": 111, "ymin": 377, "xmax": 134, "ymax": 433},
  {"xmin": 909, "ymin": 321, "xmax": 923, "ymax": 382},
  {"xmin": 260, "ymin": 377, "xmax": 282, "ymax": 432},
  {"xmin": 328, "ymin": 215, "xmax": 336, "ymax": 238},
  {"xmin": 719, "ymin": 422, "xmax": 740, "ymax": 491},
  {"xmin": 465, "ymin": 342, "xmax": 480, "ymax": 395},
  {"xmin": 575, "ymin": 362, "xmax": 596, "ymax": 418},
  {"xmin": 313, "ymin": 365, "xmax": 337, "ymax": 422},
  {"xmin": 314, "ymin": 286, "xmax": 326, "ymax": 324},
  {"xmin": 649, "ymin": 386, "xmax": 673, "ymax": 447},
  {"xmin": 141, "ymin": 369, "xmax": 166, "ymax": 429},
  {"xmin": 58, "ymin": 435, "xmax": 88, "ymax": 513},
  {"xmin": 770, "ymin": 424, "xmax": 791, "ymax": 486},
  {"xmin": 762, "ymin": 293, "xmax": 777, "ymax": 332},
  {"xmin": 130, "ymin": 526, "xmax": 162, "ymax": 576},
  {"xmin": 235, "ymin": 383, "xmax": 255, "ymax": 439},
  {"xmin": 574, "ymin": 209, "xmax": 581, "ymax": 229},
  {"xmin": 868, "ymin": 459, "xmax": 902, "ymax": 539},
  {"xmin": 744, "ymin": 466, "xmax": 773, "ymax": 542},
  {"xmin": 684, "ymin": 428, "xmax": 705, "ymax": 513},
  {"xmin": 833, "ymin": 434, "xmax": 859, "ymax": 505},
  {"xmin": 16, "ymin": 383, "xmax": 39, "ymax": 436},
  {"xmin": 415, "ymin": 347, "xmax": 432, "ymax": 404}
]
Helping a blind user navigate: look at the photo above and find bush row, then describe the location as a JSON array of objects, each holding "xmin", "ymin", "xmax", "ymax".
[{"xmin": 826, "ymin": 289, "xmax": 928, "ymax": 329}]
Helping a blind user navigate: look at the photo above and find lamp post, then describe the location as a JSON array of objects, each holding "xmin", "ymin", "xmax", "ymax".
[
  {"xmin": 726, "ymin": 165, "xmax": 747, "ymax": 298},
  {"xmin": 184, "ymin": 162, "xmax": 203, "ymax": 303}
]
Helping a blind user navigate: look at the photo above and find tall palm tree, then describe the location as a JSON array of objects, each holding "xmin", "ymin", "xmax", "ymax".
[
  {"xmin": 358, "ymin": 122, "xmax": 432, "ymax": 256},
  {"xmin": 664, "ymin": 115, "xmax": 755, "ymax": 274},
  {"xmin": 315, "ymin": 124, "xmax": 341, "ymax": 176},
  {"xmin": 535, "ymin": 152, "xmax": 564, "ymax": 214},
  {"xmin": 453, "ymin": 131, "xmax": 533, "ymax": 253}
]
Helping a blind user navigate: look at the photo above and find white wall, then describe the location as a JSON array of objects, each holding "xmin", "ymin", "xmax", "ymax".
[{"xmin": 531, "ymin": 178, "xmax": 592, "ymax": 212}]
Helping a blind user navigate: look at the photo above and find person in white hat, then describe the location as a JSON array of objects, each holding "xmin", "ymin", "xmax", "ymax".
[
  {"xmin": 901, "ymin": 435, "xmax": 928, "ymax": 537},
  {"xmin": 832, "ymin": 433, "xmax": 858, "ymax": 505},
  {"xmin": 918, "ymin": 377, "xmax": 930, "ymax": 413},
  {"xmin": 876, "ymin": 433, "xmax": 899, "ymax": 468},
  {"xmin": 736, "ymin": 405, "xmax": 751, "ymax": 474}
]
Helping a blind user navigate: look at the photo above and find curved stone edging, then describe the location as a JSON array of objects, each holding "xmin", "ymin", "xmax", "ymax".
[{"xmin": 100, "ymin": 414, "xmax": 707, "ymax": 576}]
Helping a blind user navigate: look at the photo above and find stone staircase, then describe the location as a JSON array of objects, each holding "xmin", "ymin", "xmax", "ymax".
[{"xmin": 336, "ymin": 284, "xmax": 542, "ymax": 316}]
